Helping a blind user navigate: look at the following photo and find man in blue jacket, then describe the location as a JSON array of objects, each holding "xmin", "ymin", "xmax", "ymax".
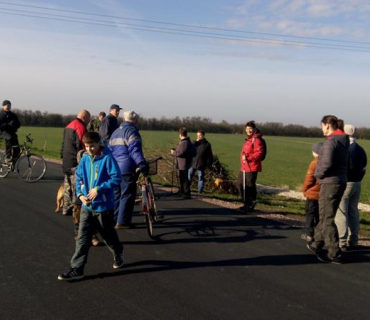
[{"xmin": 109, "ymin": 110, "xmax": 148, "ymax": 228}]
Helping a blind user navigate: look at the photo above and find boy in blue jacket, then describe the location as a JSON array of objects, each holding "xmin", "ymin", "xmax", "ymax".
[{"xmin": 58, "ymin": 132, "xmax": 124, "ymax": 281}]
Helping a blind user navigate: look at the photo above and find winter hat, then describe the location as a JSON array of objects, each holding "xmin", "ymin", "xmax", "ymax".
[
  {"xmin": 312, "ymin": 142, "xmax": 323, "ymax": 155},
  {"xmin": 124, "ymin": 110, "xmax": 139, "ymax": 121},
  {"xmin": 2, "ymin": 100, "xmax": 11, "ymax": 106},
  {"xmin": 344, "ymin": 124, "xmax": 356, "ymax": 137}
]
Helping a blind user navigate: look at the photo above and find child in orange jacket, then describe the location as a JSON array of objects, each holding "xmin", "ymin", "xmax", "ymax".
[{"xmin": 301, "ymin": 142, "xmax": 323, "ymax": 243}]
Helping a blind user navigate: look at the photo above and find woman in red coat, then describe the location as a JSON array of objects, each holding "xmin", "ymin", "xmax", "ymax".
[{"xmin": 237, "ymin": 121, "xmax": 264, "ymax": 213}]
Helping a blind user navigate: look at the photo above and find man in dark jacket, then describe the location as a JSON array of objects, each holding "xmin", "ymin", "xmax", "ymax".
[
  {"xmin": 109, "ymin": 110, "xmax": 148, "ymax": 228},
  {"xmin": 335, "ymin": 124, "xmax": 367, "ymax": 250},
  {"xmin": 188, "ymin": 129, "xmax": 213, "ymax": 193},
  {"xmin": 0, "ymin": 100, "xmax": 21, "ymax": 161},
  {"xmin": 99, "ymin": 104, "xmax": 121, "ymax": 143},
  {"xmin": 60, "ymin": 109, "xmax": 91, "ymax": 216},
  {"xmin": 171, "ymin": 127, "xmax": 193, "ymax": 199},
  {"xmin": 308, "ymin": 115, "xmax": 349, "ymax": 263}
]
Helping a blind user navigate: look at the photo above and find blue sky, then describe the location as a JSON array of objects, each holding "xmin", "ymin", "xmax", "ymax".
[{"xmin": 1, "ymin": 0, "xmax": 370, "ymax": 126}]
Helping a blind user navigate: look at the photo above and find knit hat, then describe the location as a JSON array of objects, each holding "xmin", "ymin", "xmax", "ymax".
[
  {"xmin": 110, "ymin": 104, "xmax": 122, "ymax": 111},
  {"xmin": 124, "ymin": 110, "xmax": 139, "ymax": 121},
  {"xmin": 344, "ymin": 124, "xmax": 356, "ymax": 136},
  {"xmin": 2, "ymin": 100, "xmax": 11, "ymax": 106},
  {"xmin": 312, "ymin": 142, "xmax": 323, "ymax": 155}
]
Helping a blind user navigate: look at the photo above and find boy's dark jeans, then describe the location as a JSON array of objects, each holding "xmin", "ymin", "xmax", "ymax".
[
  {"xmin": 312, "ymin": 183, "xmax": 346, "ymax": 260},
  {"xmin": 305, "ymin": 199, "xmax": 319, "ymax": 237},
  {"xmin": 71, "ymin": 208, "xmax": 123, "ymax": 271}
]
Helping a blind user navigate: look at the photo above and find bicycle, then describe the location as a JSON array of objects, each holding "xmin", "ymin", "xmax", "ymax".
[
  {"xmin": 0, "ymin": 133, "xmax": 47, "ymax": 182},
  {"xmin": 137, "ymin": 156, "xmax": 163, "ymax": 239}
]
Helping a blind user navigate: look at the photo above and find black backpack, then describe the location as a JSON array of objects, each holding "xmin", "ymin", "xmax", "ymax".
[{"xmin": 254, "ymin": 136, "xmax": 267, "ymax": 161}]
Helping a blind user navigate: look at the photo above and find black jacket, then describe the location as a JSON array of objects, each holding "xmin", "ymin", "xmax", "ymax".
[
  {"xmin": 99, "ymin": 114, "xmax": 119, "ymax": 142},
  {"xmin": 315, "ymin": 130, "xmax": 349, "ymax": 184},
  {"xmin": 347, "ymin": 142, "xmax": 367, "ymax": 182},
  {"xmin": 173, "ymin": 137, "xmax": 193, "ymax": 170},
  {"xmin": 191, "ymin": 138, "xmax": 213, "ymax": 171},
  {"xmin": 60, "ymin": 118, "xmax": 87, "ymax": 174},
  {"xmin": 0, "ymin": 110, "xmax": 21, "ymax": 138}
]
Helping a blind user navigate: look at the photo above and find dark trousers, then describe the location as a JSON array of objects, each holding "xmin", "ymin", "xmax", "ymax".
[
  {"xmin": 4, "ymin": 134, "xmax": 20, "ymax": 159},
  {"xmin": 71, "ymin": 208, "xmax": 123, "ymax": 271},
  {"xmin": 305, "ymin": 199, "xmax": 319, "ymax": 237},
  {"xmin": 179, "ymin": 169, "xmax": 190, "ymax": 195},
  {"xmin": 237, "ymin": 171, "xmax": 258, "ymax": 206},
  {"xmin": 312, "ymin": 183, "xmax": 346, "ymax": 259},
  {"xmin": 114, "ymin": 173, "xmax": 137, "ymax": 225}
]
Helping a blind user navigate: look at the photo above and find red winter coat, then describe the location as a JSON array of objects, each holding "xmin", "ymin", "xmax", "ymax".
[{"xmin": 240, "ymin": 133, "xmax": 263, "ymax": 172}]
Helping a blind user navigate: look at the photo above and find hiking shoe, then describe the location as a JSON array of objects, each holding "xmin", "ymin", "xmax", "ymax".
[
  {"xmin": 113, "ymin": 252, "xmax": 124, "ymax": 269},
  {"xmin": 317, "ymin": 253, "xmax": 343, "ymax": 264},
  {"xmin": 301, "ymin": 234, "xmax": 313, "ymax": 243},
  {"xmin": 307, "ymin": 243, "xmax": 320, "ymax": 255},
  {"xmin": 58, "ymin": 267, "xmax": 84, "ymax": 281}
]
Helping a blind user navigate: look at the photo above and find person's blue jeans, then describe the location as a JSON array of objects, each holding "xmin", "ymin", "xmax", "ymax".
[
  {"xmin": 114, "ymin": 173, "xmax": 137, "ymax": 225},
  {"xmin": 188, "ymin": 167, "xmax": 205, "ymax": 193}
]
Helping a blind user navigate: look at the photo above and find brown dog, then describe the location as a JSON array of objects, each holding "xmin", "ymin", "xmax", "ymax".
[
  {"xmin": 213, "ymin": 178, "xmax": 237, "ymax": 194},
  {"xmin": 55, "ymin": 183, "xmax": 64, "ymax": 212}
]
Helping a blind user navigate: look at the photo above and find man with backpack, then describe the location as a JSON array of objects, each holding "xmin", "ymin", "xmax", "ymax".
[{"xmin": 237, "ymin": 121, "xmax": 266, "ymax": 213}]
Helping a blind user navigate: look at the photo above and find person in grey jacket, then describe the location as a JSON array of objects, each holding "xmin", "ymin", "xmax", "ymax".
[
  {"xmin": 171, "ymin": 127, "xmax": 193, "ymax": 199},
  {"xmin": 307, "ymin": 115, "xmax": 349, "ymax": 263},
  {"xmin": 335, "ymin": 124, "xmax": 367, "ymax": 250}
]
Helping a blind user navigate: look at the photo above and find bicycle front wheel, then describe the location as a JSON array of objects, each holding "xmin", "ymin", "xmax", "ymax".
[
  {"xmin": 0, "ymin": 151, "xmax": 10, "ymax": 178},
  {"xmin": 16, "ymin": 154, "xmax": 47, "ymax": 182}
]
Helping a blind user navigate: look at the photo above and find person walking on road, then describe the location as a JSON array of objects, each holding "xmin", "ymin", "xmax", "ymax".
[
  {"xmin": 307, "ymin": 115, "xmax": 349, "ymax": 263},
  {"xmin": 301, "ymin": 142, "xmax": 322, "ymax": 243},
  {"xmin": 0, "ymin": 100, "xmax": 21, "ymax": 162},
  {"xmin": 58, "ymin": 132, "xmax": 123, "ymax": 281},
  {"xmin": 188, "ymin": 129, "xmax": 213, "ymax": 194},
  {"xmin": 236, "ymin": 121, "xmax": 265, "ymax": 213},
  {"xmin": 109, "ymin": 110, "xmax": 148, "ymax": 229},
  {"xmin": 171, "ymin": 127, "xmax": 194, "ymax": 199},
  {"xmin": 335, "ymin": 124, "xmax": 367, "ymax": 251},
  {"xmin": 99, "ymin": 104, "xmax": 121, "ymax": 143},
  {"xmin": 60, "ymin": 109, "xmax": 91, "ymax": 216}
]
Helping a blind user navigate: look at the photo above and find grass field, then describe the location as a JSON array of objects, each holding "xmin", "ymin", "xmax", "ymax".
[{"xmin": 12, "ymin": 126, "xmax": 370, "ymax": 204}]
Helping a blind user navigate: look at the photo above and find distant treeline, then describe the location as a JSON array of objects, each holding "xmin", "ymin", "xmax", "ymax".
[{"xmin": 14, "ymin": 109, "xmax": 370, "ymax": 139}]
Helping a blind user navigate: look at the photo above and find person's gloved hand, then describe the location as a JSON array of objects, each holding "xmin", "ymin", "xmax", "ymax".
[{"xmin": 139, "ymin": 164, "xmax": 149, "ymax": 176}]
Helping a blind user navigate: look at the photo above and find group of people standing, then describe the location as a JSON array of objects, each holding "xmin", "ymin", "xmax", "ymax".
[{"xmin": 303, "ymin": 115, "xmax": 367, "ymax": 263}]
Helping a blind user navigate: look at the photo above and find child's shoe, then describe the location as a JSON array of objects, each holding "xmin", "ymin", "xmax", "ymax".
[{"xmin": 58, "ymin": 267, "xmax": 84, "ymax": 281}]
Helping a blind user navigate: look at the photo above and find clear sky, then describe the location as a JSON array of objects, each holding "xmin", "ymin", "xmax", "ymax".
[{"xmin": 1, "ymin": 0, "xmax": 370, "ymax": 126}]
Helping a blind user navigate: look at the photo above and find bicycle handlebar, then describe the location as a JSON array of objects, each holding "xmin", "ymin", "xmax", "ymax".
[{"xmin": 147, "ymin": 156, "xmax": 163, "ymax": 164}]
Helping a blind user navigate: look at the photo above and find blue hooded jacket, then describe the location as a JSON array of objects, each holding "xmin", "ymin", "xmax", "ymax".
[
  {"xmin": 75, "ymin": 146, "xmax": 121, "ymax": 212},
  {"xmin": 109, "ymin": 121, "xmax": 147, "ymax": 175}
]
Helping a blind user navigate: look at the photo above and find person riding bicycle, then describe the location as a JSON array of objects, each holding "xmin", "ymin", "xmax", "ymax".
[
  {"xmin": 109, "ymin": 110, "xmax": 148, "ymax": 229},
  {"xmin": 0, "ymin": 100, "xmax": 21, "ymax": 162}
]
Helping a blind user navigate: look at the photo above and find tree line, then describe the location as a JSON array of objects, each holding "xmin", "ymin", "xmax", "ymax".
[{"xmin": 13, "ymin": 109, "xmax": 370, "ymax": 139}]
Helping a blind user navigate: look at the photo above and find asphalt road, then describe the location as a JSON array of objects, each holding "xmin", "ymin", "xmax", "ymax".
[{"xmin": 1, "ymin": 161, "xmax": 370, "ymax": 320}]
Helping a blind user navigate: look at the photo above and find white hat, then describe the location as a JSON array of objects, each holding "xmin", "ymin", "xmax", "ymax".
[
  {"xmin": 124, "ymin": 110, "xmax": 139, "ymax": 121},
  {"xmin": 344, "ymin": 124, "xmax": 355, "ymax": 136}
]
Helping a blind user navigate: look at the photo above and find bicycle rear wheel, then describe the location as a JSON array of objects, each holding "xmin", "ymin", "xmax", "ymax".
[
  {"xmin": 0, "ymin": 151, "xmax": 10, "ymax": 178},
  {"xmin": 16, "ymin": 153, "xmax": 47, "ymax": 182}
]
